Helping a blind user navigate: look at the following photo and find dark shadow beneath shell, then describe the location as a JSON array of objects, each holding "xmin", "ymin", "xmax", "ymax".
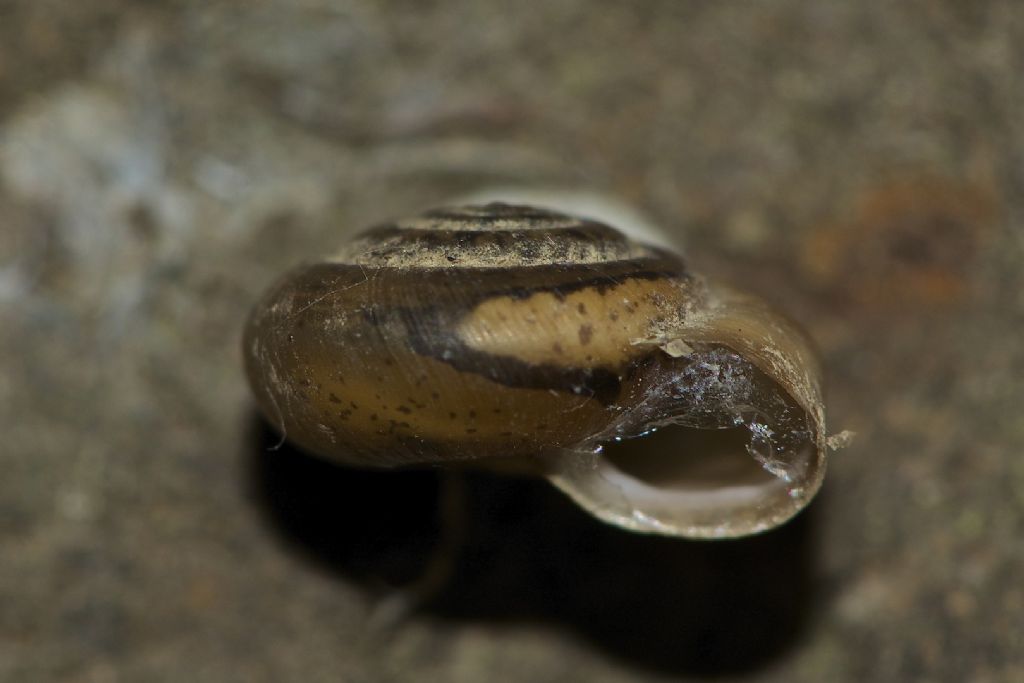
[{"xmin": 244, "ymin": 414, "xmax": 822, "ymax": 678}]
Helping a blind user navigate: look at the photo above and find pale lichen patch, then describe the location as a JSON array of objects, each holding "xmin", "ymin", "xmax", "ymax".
[{"xmin": 659, "ymin": 339, "xmax": 693, "ymax": 358}]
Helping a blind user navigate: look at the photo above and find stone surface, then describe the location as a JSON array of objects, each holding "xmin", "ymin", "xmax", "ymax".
[{"xmin": 2, "ymin": 1, "xmax": 1023, "ymax": 681}]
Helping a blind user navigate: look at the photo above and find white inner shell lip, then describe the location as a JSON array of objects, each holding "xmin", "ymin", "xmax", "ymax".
[
  {"xmin": 546, "ymin": 346, "xmax": 819, "ymax": 538},
  {"xmin": 600, "ymin": 424, "xmax": 805, "ymax": 514}
]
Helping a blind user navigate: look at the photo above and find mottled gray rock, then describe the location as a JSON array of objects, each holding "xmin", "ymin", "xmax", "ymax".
[{"xmin": 2, "ymin": 1, "xmax": 1023, "ymax": 681}]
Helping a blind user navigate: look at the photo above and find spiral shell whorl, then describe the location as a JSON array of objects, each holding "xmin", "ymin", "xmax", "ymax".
[
  {"xmin": 244, "ymin": 202, "xmax": 827, "ymax": 538},
  {"xmin": 333, "ymin": 203, "xmax": 667, "ymax": 269}
]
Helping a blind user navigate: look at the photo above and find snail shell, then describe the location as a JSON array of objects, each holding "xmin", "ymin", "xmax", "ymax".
[{"xmin": 244, "ymin": 203, "xmax": 827, "ymax": 538}]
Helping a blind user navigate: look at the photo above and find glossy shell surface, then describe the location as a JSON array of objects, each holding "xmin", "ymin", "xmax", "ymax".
[{"xmin": 244, "ymin": 203, "xmax": 828, "ymax": 538}]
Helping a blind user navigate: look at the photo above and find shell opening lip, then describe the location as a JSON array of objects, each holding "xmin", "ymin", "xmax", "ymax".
[
  {"xmin": 545, "ymin": 345, "xmax": 824, "ymax": 539},
  {"xmin": 601, "ymin": 424, "xmax": 788, "ymax": 499},
  {"xmin": 551, "ymin": 423, "xmax": 819, "ymax": 539},
  {"xmin": 602, "ymin": 421, "xmax": 811, "ymax": 508}
]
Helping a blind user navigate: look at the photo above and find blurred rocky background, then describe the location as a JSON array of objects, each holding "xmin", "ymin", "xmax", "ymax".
[{"xmin": 2, "ymin": 1, "xmax": 1023, "ymax": 681}]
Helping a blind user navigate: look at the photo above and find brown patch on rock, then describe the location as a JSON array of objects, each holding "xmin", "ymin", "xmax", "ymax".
[{"xmin": 801, "ymin": 174, "xmax": 997, "ymax": 312}]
